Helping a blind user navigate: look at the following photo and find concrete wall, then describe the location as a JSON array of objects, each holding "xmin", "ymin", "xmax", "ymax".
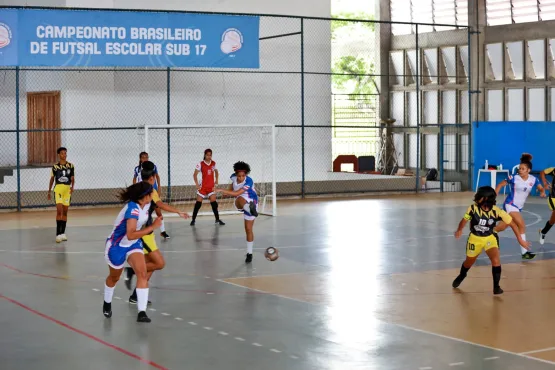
[{"xmin": 0, "ymin": 0, "xmax": 332, "ymax": 195}]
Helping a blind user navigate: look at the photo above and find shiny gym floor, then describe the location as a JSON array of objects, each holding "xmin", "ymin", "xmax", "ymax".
[{"xmin": 2, "ymin": 192, "xmax": 555, "ymax": 370}]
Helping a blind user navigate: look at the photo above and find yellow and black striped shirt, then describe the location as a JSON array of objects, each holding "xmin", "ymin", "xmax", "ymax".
[
  {"xmin": 463, "ymin": 204, "xmax": 512, "ymax": 237},
  {"xmin": 51, "ymin": 162, "xmax": 75, "ymax": 186}
]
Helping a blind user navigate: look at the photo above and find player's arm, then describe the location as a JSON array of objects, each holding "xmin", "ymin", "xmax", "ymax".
[
  {"xmin": 495, "ymin": 180, "xmax": 507, "ymax": 195},
  {"xmin": 215, "ymin": 169, "xmax": 219, "ymax": 186},
  {"xmin": 47, "ymin": 169, "xmax": 55, "ymax": 199},
  {"xmin": 455, "ymin": 206, "xmax": 473, "ymax": 238},
  {"xmin": 218, "ymin": 187, "xmax": 245, "ymax": 197},
  {"xmin": 126, "ymin": 217, "xmax": 161, "ymax": 240},
  {"xmin": 70, "ymin": 165, "xmax": 75, "ymax": 194},
  {"xmin": 541, "ymin": 168, "xmax": 553, "ymax": 190},
  {"xmin": 535, "ymin": 177, "xmax": 546, "ymax": 197},
  {"xmin": 155, "ymin": 200, "xmax": 190, "ymax": 219},
  {"xmin": 193, "ymin": 168, "xmax": 201, "ymax": 189}
]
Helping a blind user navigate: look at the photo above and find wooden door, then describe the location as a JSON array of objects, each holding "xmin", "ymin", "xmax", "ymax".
[{"xmin": 27, "ymin": 92, "xmax": 61, "ymax": 165}]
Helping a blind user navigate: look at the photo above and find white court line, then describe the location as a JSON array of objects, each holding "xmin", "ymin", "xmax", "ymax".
[
  {"xmin": 218, "ymin": 331, "xmax": 229, "ymax": 336},
  {"xmin": 234, "ymin": 337, "xmax": 245, "ymax": 341},
  {"xmin": 449, "ymin": 363, "xmax": 464, "ymax": 366},
  {"xmin": 203, "ymin": 326, "xmax": 213, "ymax": 330},
  {"xmin": 252, "ymin": 343, "xmax": 262, "ymax": 347},
  {"xmin": 149, "ymin": 308, "xmax": 156, "ymax": 312},
  {"xmin": 270, "ymin": 349, "xmax": 281, "ymax": 353},
  {"xmin": 175, "ymin": 317, "xmax": 183, "ymax": 321},
  {"xmin": 188, "ymin": 321, "xmax": 197, "ymax": 326},
  {"xmin": 161, "ymin": 313, "xmax": 170, "ymax": 316},
  {"xmin": 484, "ymin": 356, "xmax": 499, "ymax": 361},
  {"xmin": 520, "ymin": 347, "xmax": 555, "ymax": 355},
  {"xmin": 92, "ymin": 288, "xmax": 99, "ymax": 292}
]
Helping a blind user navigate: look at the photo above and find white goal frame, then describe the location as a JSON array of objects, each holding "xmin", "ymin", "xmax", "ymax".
[{"xmin": 143, "ymin": 124, "xmax": 277, "ymax": 217}]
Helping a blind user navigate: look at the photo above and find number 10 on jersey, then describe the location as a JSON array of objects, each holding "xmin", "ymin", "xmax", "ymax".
[{"xmin": 195, "ymin": 45, "xmax": 206, "ymax": 55}]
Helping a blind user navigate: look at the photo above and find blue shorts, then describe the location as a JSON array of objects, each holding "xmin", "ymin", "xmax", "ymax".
[{"xmin": 104, "ymin": 240, "xmax": 144, "ymax": 269}]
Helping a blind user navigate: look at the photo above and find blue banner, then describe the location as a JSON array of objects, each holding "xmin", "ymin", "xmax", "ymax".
[{"xmin": 0, "ymin": 8, "xmax": 260, "ymax": 68}]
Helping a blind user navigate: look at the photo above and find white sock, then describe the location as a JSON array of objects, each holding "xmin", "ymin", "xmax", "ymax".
[
  {"xmin": 136, "ymin": 288, "xmax": 149, "ymax": 312},
  {"xmin": 247, "ymin": 241, "xmax": 253, "ymax": 254},
  {"xmin": 243, "ymin": 203, "xmax": 250, "ymax": 213},
  {"xmin": 104, "ymin": 284, "xmax": 115, "ymax": 303},
  {"xmin": 160, "ymin": 219, "xmax": 166, "ymax": 233},
  {"xmin": 520, "ymin": 234, "xmax": 528, "ymax": 254}
]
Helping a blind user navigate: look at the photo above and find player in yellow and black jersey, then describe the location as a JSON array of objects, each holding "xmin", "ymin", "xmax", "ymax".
[
  {"xmin": 539, "ymin": 167, "xmax": 555, "ymax": 244},
  {"xmin": 47, "ymin": 147, "xmax": 75, "ymax": 243},
  {"xmin": 452, "ymin": 186, "xmax": 530, "ymax": 294}
]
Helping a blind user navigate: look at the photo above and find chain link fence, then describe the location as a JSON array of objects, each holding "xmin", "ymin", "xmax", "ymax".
[{"xmin": 0, "ymin": 9, "xmax": 471, "ymax": 210}]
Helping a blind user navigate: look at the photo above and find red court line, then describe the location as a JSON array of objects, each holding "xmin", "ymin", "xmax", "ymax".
[{"xmin": 0, "ymin": 294, "xmax": 168, "ymax": 370}]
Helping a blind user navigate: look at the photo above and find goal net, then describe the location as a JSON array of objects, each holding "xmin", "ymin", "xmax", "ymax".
[{"xmin": 143, "ymin": 124, "xmax": 276, "ymax": 217}]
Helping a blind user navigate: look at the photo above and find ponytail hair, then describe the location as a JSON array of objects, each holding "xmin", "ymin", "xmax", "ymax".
[
  {"xmin": 118, "ymin": 182, "xmax": 153, "ymax": 203},
  {"xmin": 520, "ymin": 152, "xmax": 533, "ymax": 170}
]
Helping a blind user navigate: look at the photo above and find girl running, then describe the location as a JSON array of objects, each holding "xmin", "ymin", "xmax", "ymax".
[
  {"xmin": 215, "ymin": 161, "xmax": 258, "ymax": 263},
  {"xmin": 494, "ymin": 153, "xmax": 545, "ymax": 259},
  {"xmin": 453, "ymin": 186, "xmax": 530, "ymax": 294},
  {"xmin": 191, "ymin": 149, "xmax": 225, "ymax": 226},
  {"xmin": 103, "ymin": 182, "xmax": 161, "ymax": 323},
  {"xmin": 133, "ymin": 152, "xmax": 170, "ymax": 239},
  {"xmin": 539, "ymin": 166, "xmax": 555, "ymax": 244}
]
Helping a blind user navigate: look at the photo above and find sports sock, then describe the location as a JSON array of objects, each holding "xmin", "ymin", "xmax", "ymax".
[
  {"xmin": 61, "ymin": 221, "xmax": 67, "ymax": 234},
  {"xmin": 459, "ymin": 263, "xmax": 470, "ymax": 277},
  {"xmin": 247, "ymin": 241, "xmax": 253, "ymax": 254},
  {"xmin": 192, "ymin": 201, "xmax": 202, "ymax": 220},
  {"xmin": 160, "ymin": 220, "xmax": 166, "ymax": 233},
  {"xmin": 104, "ymin": 284, "xmax": 115, "ymax": 303},
  {"xmin": 56, "ymin": 220, "xmax": 61, "ymax": 236},
  {"xmin": 520, "ymin": 234, "xmax": 528, "ymax": 254},
  {"xmin": 210, "ymin": 201, "xmax": 220, "ymax": 221},
  {"xmin": 136, "ymin": 288, "xmax": 149, "ymax": 312},
  {"xmin": 541, "ymin": 221, "xmax": 553, "ymax": 235},
  {"xmin": 492, "ymin": 265, "xmax": 502, "ymax": 288}
]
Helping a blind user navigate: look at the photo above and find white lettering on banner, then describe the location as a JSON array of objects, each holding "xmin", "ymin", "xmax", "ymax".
[
  {"xmin": 105, "ymin": 42, "xmax": 162, "ymax": 56},
  {"xmin": 165, "ymin": 43, "xmax": 190, "ymax": 56},
  {"xmin": 130, "ymin": 28, "xmax": 201, "ymax": 41},
  {"xmin": 52, "ymin": 42, "xmax": 102, "ymax": 55},
  {"xmin": 37, "ymin": 26, "xmax": 126, "ymax": 39},
  {"xmin": 30, "ymin": 41, "xmax": 48, "ymax": 54}
]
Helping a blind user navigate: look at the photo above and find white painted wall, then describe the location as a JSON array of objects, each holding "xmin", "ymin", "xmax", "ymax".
[{"xmin": 0, "ymin": 0, "xmax": 332, "ymax": 194}]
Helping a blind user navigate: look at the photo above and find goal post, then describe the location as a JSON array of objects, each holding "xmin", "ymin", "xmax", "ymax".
[{"xmin": 143, "ymin": 124, "xmax": 277, "ymax": 217}]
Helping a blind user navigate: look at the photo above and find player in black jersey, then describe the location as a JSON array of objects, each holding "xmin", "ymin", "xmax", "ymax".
[
  {"xmin": 47, "ymin": 147, "xmax": 75, "ymax": 243},
  {"xmin": 539, "ymin": 167, "xmax": 555, "ymax": 244},
  {"xmin": 452, "ymin": 186, "xmax": 530, "ymax": 294}
]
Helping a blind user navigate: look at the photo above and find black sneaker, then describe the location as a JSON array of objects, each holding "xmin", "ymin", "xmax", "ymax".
[
  {"xmin": 215, "ymin": 220, "xmax": 225, "ymax": 225},
  {"xmin": 137, "ymin": 311, "xmax": 151, "ymax": 323},
  {"xmin": 522, "ymin": 252, "xmax": 536, "ymax": 260},
  {"xmin": 494, "ymin": 286, "xmax": 504, "ymax": 295},
  {"xmin": 452, "ymin": 274, "xmax": 466, "ymax": 288},
  {"xmin": 249, "ymin": 202, "xmax": 258, "ymax": 217},
  {"xmin": 103, "ymin": 301, "xmax": 112, "ymax": 318},
  {"xmin": 190, "ymin": 220, "xmax": 196, "ymax": 226},
  {"xmin": 128, "ymin": 294, "xmax": 152, "ymax": 306},
  {"xmin": 124, "ymin": 267, "xmax": 135, "ymax": 290},
  {"xmin": 161, "ymin": 231, "xmax": 170, "ymax": 239},
  {"xmin": 245, "ymin": 253, "xmax": 253, "ymax": 263}
]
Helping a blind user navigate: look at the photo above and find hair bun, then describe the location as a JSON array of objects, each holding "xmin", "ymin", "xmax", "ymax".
[{"xmin": 521, "ymin": 153, "xmax": 533, "ymax": 162}]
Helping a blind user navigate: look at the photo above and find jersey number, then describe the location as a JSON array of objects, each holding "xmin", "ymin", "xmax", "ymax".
[
  {"xmin": 479, "ymin": 219, "xmax": 487, "ymax": 226},
  {"xmin": 467, "ymin": 243, "xmax": 476, "ymax": 251}
]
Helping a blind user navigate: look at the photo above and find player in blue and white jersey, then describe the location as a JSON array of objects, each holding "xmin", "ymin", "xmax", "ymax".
[
  {"xmin": 103, "ymin": 182, "xmax": 162, "ymax": 323},
  {"xmin": 216, "ymin": 161, "xmax": 258, "ymax": 263},
  {"xmin": 495, "ymin": 153, "xmax": 546, "ymax": 259}
]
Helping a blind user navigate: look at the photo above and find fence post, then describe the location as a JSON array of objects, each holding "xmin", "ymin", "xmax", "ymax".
[
  {"xmin": 16, "ymin": 67, "xmax": 21, "ymax": 211},
  {"xmin": 467, "ymin": 27, "xmax": 473, "ymax": 190},
  {"xmin": 439, "ymin": 125, "xmax": 444, "ymax": 193},
  {"xmin": 415, "ymin": 24, "xmax": 420, "ymax": 192},
  {"xmin": 166, "ymin": 67, "xmax": 172, "ymax": 202},
  {"xmin": 301, "ymin": 18, "xmax": 305, "ymax": 198}
]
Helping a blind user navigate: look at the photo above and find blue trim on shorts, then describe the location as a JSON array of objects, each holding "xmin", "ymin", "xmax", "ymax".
[{"xmin": 107, "ymin": 240, "xmax": 143, "ymax": 267}]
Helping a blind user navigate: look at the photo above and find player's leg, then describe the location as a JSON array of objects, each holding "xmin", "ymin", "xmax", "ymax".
[
  {"xmin": 452, "ymin": 235, "xmax": 482, "ymax": 288},
  {"xmin": 191, "ymin": 193, "xmax": 205, "ymax": 226},
  {"xmin": 209, "ymin": 193, "xmax": 225, "ymax": 225},
  {"xmin": 127, "ymin": 251, "xmax": 151, "ymax": 322},
  {"xmin": 485, "ymin": 244, "xmax": 503, "ymax": 294},
  {"xmin": 244, "ymin": 218, "xmax": 255, "ymax": 263},
  {"xmin": 235, "ymin": 196, "xmax": 258, "ymax": 218},
  {"xmin": 103, "ymin": 266, "xmax": 123, "ymax": 318},
  {"xmin": 539, "ymin": 198, "xmax": 555, "ymax": 244},
  {"xmin": 156, "ymin": 207, "xmax": 169, "ymax": 239},
  {"xmin": 60, "ymin": 205, "xmax": 69, "ymax": 241},
  {"xmin": 129, "ymin": 252, "xmax": 164, "ymax": 304},
  {"xmin": 510, "ymin": 211, "xmax": 535, "ymax": 259},
  {"xmin": 55, "ymin": 203, "xmax": 64, "ymax": 243}
]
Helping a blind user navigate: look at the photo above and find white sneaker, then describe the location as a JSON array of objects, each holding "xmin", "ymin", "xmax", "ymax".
[
  {"xmin": 61, "ymin": 234, "xmax": 68, "ymax": 241},
  {"xmin": 56, "ymin": 235, "xmax": 63, "ymax": 243},
  {"xmin": 539, "ymin": 229, "xmax": 546, "ymax": 245}
]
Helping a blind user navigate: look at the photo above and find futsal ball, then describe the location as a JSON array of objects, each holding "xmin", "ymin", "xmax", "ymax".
[{"xmin": 264, "ymin": 247, "xmax": 279, "ymax": 261}]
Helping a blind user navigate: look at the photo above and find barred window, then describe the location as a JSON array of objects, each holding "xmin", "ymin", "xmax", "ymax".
[
  {"xmin": 485, "ymin": 0, "xmax": 555, "ymax": 25},
  {"xmin": 390, "ymin": 0, "xmax": 468, "ymax": 35}
]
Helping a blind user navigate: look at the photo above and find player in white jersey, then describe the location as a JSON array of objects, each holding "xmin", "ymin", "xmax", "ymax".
[
  {"xmin": 495, "ymin": 153, "xmax": 546, "ymax": 259},
  {"xmin": 215, "ymin": 161, "xmax": 258, "ymax": 263},
  {"xmin": 103, "ymin": 182, "xmax": 162, "ymax": 323}
]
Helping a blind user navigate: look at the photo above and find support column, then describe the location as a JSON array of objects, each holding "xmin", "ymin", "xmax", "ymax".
[
  {"xmin": 376, "ymin": 0, "xmax": 392, "ymax": 121},
  {"xmin": 468, "ymin": 0, "xmax": 487, "ymax": 122}
]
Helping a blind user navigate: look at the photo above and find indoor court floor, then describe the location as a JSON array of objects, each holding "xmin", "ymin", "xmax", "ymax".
[{"xmin": 3, "ymin": 192, "xmax": 555, "ymax": 369}]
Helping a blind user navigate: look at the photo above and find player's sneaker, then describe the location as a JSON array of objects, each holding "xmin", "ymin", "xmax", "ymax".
[
  {"xmin": 137, "ymin": 311, "xmax": 151, "ymax": 323},
  {"xmin": 55, "ymin": 235, "xmax": 63, "ymax": 243},
  {"xmin": 190, "ymin": 220, "xmax": 196, "ymax": 226},
  {"xmin": 61, "ymin": 234, "xmax": 68, "ymax": 241},
  {"xmin": 452, "ymin": 274, "xmax": 466, "ymax": 288},
  {"xmin": 522, "ymin": 252, "xmax": 536, "ymax": 260},
  {"xmin": 245, "ymin": 253, "xmax": 253, "ymax": 263},
  {"xmin": 103, "ymin": 301, "xmax": 112, "ymax": 318},
  {"xmin": 215, "ymin": 220, "xmax": 225, "ymax": 225},
  {"xmin": 124, "ymin": 267, "xmax": 135, "ymax": 290},
  {"xmin": 539, "ymin": 229, "xmax": 546, "ymax": 245},
  {"xmin": 161, "ymin": 231, "xmax": 170, "ymax": 239},
  {"xmin": 493, "ymin": 286, "xmax": 504, "ymax": 295},
  {"xmin": 129, "ymin": 289, "xmax": 152, "ymax": 305},
  {"xmin": 249, "ymin": 201, "xmax": 258, "ymax": 217}
]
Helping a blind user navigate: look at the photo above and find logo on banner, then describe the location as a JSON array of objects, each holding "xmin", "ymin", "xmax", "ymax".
[
  {"xmin": 0, "ymin": 23, "xmax": 12, "ymax": 49},
  {"xmin": 220, "ymin": 28, "xmax": 243, "ymax": 54}
]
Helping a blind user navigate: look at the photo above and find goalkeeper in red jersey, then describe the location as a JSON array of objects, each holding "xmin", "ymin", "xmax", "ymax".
[{"xmin": 191, "ymin": 149, "xmax": 225, "ymax": 226}]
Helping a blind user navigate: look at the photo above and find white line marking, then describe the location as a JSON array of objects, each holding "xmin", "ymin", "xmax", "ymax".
[
  {"xmin": 252, "ymin": 343, "xmax": 262, "ymax": 347},
  {"xmin": 521, "ymin": 347, "xmax": 555, "ymax": 355},
  {"xmin": 149, "ymin": 308, "xmax": 156, "ymax": 312},
  {"xmin": 161, "ymin": 313, "xmax": 170, "ymax": 316},
  {"xmin": 206, "ymin": 292, "xmax": 215, "ymax": 295},
  {"xmin": 290, "ymin": 355, "xmax": 299, "ymax": 360},
  {"xmin": 92, "ymin": 288, "xmax": 99, "ymax": 292},
  {"xmin": 188, "ymin": 321, "xmax": 197, "ymax": 326},
  {"xmin": 175, "ymin": 317, "xmax": 183, "ymax": 321},
  {"xmin": 449, "ymin": 363, "xmax": 464, "ymax": 367},
  {"xmin": 484, "ymin": 356, "xmax": 499, "ymax": 361},
  {"xmin": 235, "ymin": 337, "xmax": 245, "ymax": 341},
  {"xmin": 125, "ymin": 300, "xmax": 129, "ymax": 303},
  {"xmin": 419, "ymin": 367, "xmax": 433, "ymax": 370},
  {"xmin": 204, "ymin": 276, "xmax": 211, "ymax": 279},
  {"xmin": 218, "ymin": 331, "xmax": 229, "ymax": 336},
  {"xmin": 114, "ymin": 296, "xmax": 121, "ymax": 300},
  {"xmin": 270, "ymin": 349, "xmax": 281, "ymax": 353},
  {"xmin": 203, "ymin": 326, "xmax": 213, "ymax": 330}
]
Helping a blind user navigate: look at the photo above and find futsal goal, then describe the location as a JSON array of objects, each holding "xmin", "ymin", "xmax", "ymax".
[{"xmin": 142, "ymin": 124, "xmax": 277, "ymax": 217}]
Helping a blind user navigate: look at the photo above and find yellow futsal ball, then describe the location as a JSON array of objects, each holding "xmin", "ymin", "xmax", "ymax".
[{"xmin": 264, "ymin": 247, "xmax": 279, "ymax": 261}]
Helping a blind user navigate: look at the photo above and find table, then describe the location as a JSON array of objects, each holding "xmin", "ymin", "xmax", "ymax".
[{"xmin": 476, "ymin": 169, "xmax": 510, "ymax": 191}]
